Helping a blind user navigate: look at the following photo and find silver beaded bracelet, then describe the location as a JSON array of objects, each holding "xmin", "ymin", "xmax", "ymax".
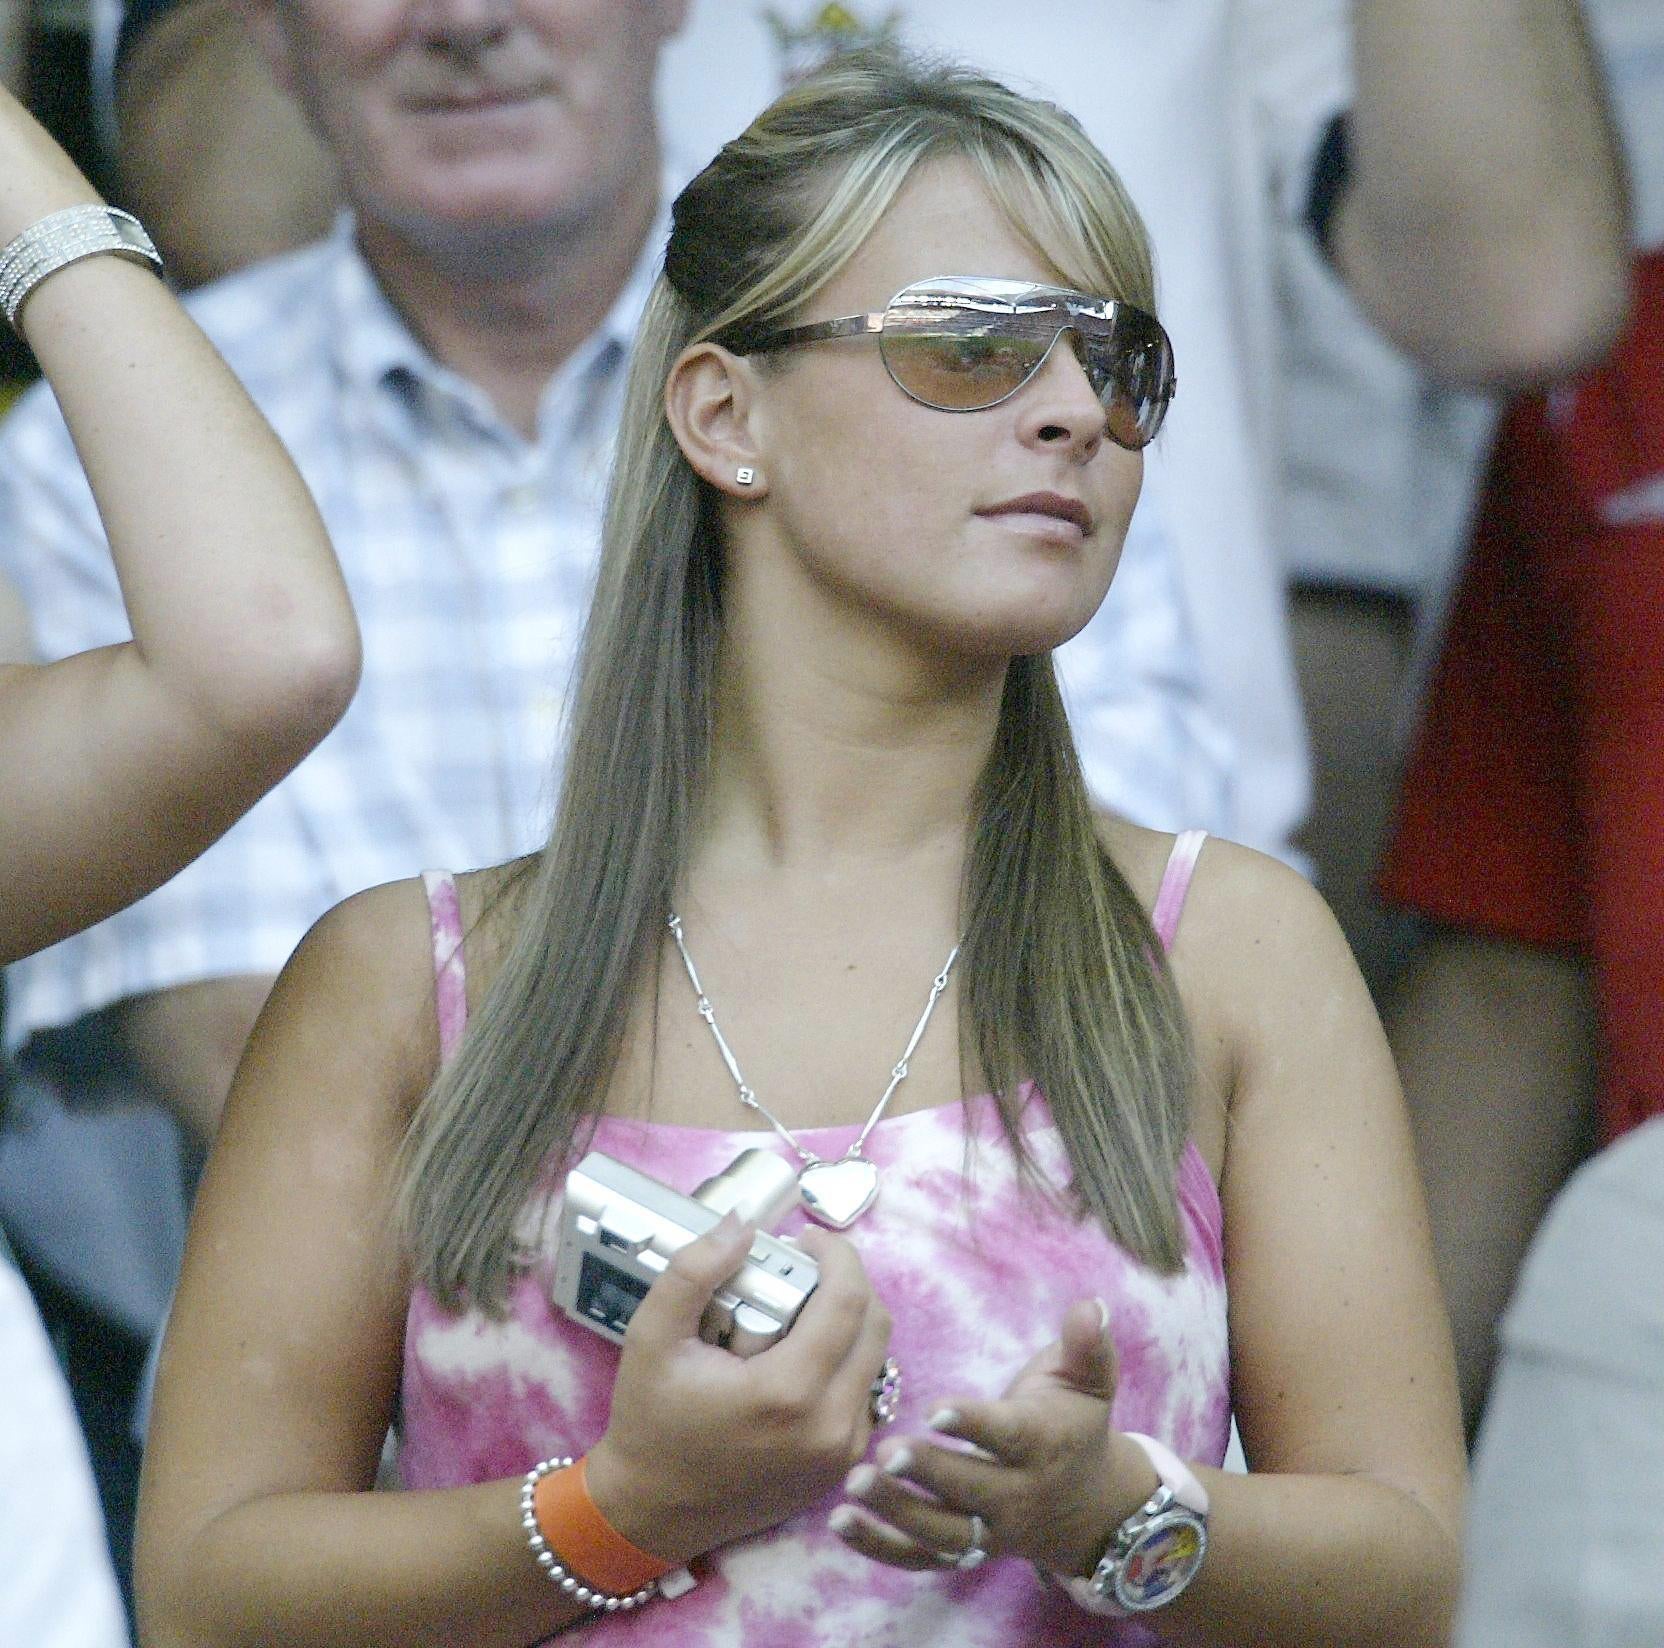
[
  {"xmin": 519, "ymin": 1456, "xmax": 661, "ymax": 1613},
  {"xmin": 0, "ymin": 205, "xmax": 164, "ymax": 335}
]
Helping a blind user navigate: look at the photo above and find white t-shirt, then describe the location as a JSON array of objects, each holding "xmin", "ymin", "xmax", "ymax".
[{"xmin": 659, "ymin": 0, "xmax": 1349, "ymax": 858}]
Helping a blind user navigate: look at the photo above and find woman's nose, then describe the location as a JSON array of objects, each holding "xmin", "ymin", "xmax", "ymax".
[{"xmin": 1015, "ymin": 331, "xmax": 1107, "ymax": 459}]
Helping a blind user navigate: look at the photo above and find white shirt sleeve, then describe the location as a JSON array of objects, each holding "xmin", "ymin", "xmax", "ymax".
[
  {"xmin": 1457, "ymin": 1118, "xmax": 1664, "ymax": 1648},
  {"xmin": 1056, "ymin": 474, "xmax": 1235, "ymax": 834},
  {"xmin": 0, "ymin": 1261, "xmax": 131, "ymax": 1648}
]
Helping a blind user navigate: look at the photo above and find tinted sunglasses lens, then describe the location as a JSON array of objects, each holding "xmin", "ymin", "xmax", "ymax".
[
  {"xmin": 1080, "ymin": 317, "xmax": 1173, "ymax": 449},
  {"xmin": 878, "ymin": 290, "xmax": 1049, "ymax": 410},
  {"xmin": 880, "ymin": 330, "xmax": 1046, "ymax": 409}
]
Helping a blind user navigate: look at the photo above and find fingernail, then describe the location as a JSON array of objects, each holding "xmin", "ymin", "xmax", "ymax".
[
  {"xmin": 1093, "ymin": 1297, "xmax": 1110, "ymax": 1333},
  {"xmin": 844, "ymin": 1464, "xmax": 878, "ymax": 1498},
  {"xmin": 881, "ymin": 1447, "xmax": 913, "ymax": 1477},
  {"xmin": 828, "ymin": 1505, "xmax": 858, "ymax": 1536},
  {"xmin": 927, "ymin": 1407, "xmax": 960, "ymax": 1432},
  {"xmin": 715, "ymin": 1211, "xmax": 752, "ymax": 1243}
]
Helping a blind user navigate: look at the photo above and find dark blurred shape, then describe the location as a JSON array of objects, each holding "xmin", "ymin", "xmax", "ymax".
[{"xmin": 4, "ymin": 5, "xmax": 117, "ymax": 380}]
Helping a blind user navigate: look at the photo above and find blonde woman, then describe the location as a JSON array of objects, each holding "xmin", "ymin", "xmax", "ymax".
[
  {"xmin": 0, "ymin": 85, "xmax": 359, "ymax": 965},
  {"xmin": 138, "ymin": 52, "xmax": 1463, "ymax": 1648}
]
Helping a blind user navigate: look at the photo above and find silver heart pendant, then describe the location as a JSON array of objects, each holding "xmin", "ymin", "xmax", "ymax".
[{"xmin": 798, "ymin": 1156, "xmax": 880, "ymax": 1228}]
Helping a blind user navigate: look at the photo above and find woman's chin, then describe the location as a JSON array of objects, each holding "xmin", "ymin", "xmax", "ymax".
[
  {"xmin": 962, "ymin": 594, "xmax": 1106, "ymax": 658},
  {"xmin": 924, "ymin": 612, "xmax": 1097, "ymax": 665}
]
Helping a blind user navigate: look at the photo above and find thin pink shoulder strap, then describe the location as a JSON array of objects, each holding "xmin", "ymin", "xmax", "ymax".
[
  {"xmin": 1151, "ymin": 829, "xmax": 1208, "ymax": 954},
  {"xmin": 421, "ymin": 870, "xmax": 469, "ymax": 1063}
]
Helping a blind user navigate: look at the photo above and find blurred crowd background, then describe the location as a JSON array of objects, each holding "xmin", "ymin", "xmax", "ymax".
[{"xmin": 2, "ymin": 2, "xmax": 1661, "ymax": 1643}]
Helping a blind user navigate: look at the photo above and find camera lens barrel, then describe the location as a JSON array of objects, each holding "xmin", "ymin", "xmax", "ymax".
[{"xmin": 692, "ymin": 1148, "xmax": 799, "ymax": 1228}]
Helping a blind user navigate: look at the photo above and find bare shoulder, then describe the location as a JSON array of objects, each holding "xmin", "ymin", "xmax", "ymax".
[
  {"xmin": 290, "ymin": 874, "xmax": 438, "ymax": 1004},
  {"xmin": 1162, "ymin": 834, "xmax": 1338, "ymax": 946},
  {"xmin": 1097, "ymin": 819, "xmax": 1365, "ymax": 1131},
  {"xmin": 1161, "ymin": 836, "xmax": 1354, "ymax": 1000},
  {"xmin": 1138, "ymin": 834, "xmax": 1357, "ymax": 1042},
  {"xmin": 1092, "ymin": 816, "xmax": 1334, "ymax": 953},
  {"xmin": 233, "ymin": 875, "xmax": 444, "ymax": 1134},
  {"xmin": 258, "ymin": 856, "xmax": 538, "ymax": 1112}
]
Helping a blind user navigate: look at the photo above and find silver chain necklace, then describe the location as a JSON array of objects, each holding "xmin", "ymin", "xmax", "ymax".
[{"xmin": 666, "ymin": 914, "xmax": 960, "ymax": 1228}]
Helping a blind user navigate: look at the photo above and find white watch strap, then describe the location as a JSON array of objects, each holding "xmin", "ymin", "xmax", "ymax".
[{"xmin": 1124, "ymin": 1431, "xmax": 1210, "ymax": 1515}]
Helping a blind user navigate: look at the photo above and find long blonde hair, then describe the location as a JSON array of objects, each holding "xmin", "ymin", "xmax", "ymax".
[{"xmin": 397, "ymin": 47, "xmax": 1195, "ymax": 1312}]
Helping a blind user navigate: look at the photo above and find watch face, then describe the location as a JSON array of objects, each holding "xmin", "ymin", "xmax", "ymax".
[{"xmin": 1114, "ymin": 1510, "xmax": 1208, "ymax": 1612}]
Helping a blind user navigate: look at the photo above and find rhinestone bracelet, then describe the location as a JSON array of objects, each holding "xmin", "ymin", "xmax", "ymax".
[
  {"xmin": 519, "ymin": 1456, "xmax": 660, "ymax": 1613},
  {"xmin": 0, "ymin": 205, "xmax": 164, "ymax": 334}
]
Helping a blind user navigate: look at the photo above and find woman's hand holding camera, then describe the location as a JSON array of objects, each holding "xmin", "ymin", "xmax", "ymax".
[
  {"xmin": 585, "ymin": 1213, "xmax": 893, "ymax": 1566},
  {"xmin": 831, "ymin": 1297, "xmax": 1160, "ymax": 1577}
]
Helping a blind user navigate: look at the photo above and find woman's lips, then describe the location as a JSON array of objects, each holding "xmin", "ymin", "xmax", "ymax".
[{"xmin": 976, "ymin": 492, "xmax": 1093, "ymax": 541}]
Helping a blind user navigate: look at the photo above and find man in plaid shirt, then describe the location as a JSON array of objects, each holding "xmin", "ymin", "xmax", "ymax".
[{"xmin": 1, "ymin": 2, "xmax": 1238, "ymax": 1158}]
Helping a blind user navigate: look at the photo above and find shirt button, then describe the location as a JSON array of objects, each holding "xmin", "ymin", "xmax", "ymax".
[{"xmin": 505, "ymin": 483, "xmax": 542, "ymax": 514}]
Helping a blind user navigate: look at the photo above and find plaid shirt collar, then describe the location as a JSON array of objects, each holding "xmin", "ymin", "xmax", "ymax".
[{"xmin": 324, "ymin": 203, "xmax": 666, "ymax": 444}]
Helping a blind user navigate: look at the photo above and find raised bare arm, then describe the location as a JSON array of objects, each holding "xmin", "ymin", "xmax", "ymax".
[
  {"xmin": 1335, "ymin": 0, "xmax": 1632, "ymax": 383},
  {"xmin": 0, "ymin": 86, "xmax": 360, "ymax": 964}
]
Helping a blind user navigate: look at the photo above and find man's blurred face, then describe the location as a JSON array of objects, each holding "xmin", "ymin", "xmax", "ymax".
[{"xmin": 253, "ymin": 0, "xmax": 685, "ymax": 255}]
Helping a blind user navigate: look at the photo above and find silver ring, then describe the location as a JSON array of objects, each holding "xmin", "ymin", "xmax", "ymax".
[
  {"xmin": 936, "ymin": 1512, "xmax": 987, "ymax": 1571},
  {"xmin": 868, "ymin": 1356, "xmax": 902, "ymax": 1425}
]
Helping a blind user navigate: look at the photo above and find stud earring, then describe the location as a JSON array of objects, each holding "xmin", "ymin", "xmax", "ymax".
[{"xmin": 735, "ymin": 467, "xmax": 756, "ymax": 486}]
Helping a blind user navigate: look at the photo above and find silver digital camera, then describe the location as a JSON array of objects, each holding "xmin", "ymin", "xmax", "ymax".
[{"xmin": 552, "ymin": 1149, "xmax": 819, "ymax": 1356}]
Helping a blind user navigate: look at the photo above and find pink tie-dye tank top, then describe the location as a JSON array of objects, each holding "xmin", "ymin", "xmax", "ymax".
[{"xmin": 401, "ymin": 830, "xmax": 1228, "ymax": 1646}]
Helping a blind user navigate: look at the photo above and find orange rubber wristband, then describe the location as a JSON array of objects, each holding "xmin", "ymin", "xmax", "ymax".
[{"xmin": 532, "ymin": 1455, "xmax": 674, "ymax": 1597}]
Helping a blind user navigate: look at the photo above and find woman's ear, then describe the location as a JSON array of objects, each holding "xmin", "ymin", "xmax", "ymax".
[{"xmin": 664, "ymin": 343, "xmax": 768, "ymax": 498}]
